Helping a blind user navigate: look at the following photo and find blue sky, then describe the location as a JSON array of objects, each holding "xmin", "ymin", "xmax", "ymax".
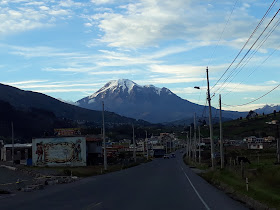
[{"xmin": 1, "ymin": 0, "xmax": 280, "ymax": 112}]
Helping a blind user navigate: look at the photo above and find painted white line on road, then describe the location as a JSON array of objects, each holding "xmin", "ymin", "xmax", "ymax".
[
  {"xmin": 85, "ymin": 201, "xmax": 103, "ymax": 210},
  {"xmin": 180, "ymin": 165, "xmax": 211, "ymax": 210}
]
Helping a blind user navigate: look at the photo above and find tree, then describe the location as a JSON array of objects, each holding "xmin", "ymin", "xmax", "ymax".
[{"xmin": 274, "ymin": 110, "xmax": 277, "ymax": 116}]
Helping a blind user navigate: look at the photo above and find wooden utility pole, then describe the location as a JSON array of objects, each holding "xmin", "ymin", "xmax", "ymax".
[
  {"xmin": 194, "ymin": 113, "xmax": 197, "ymax": 162},
  {"xmin": 219, "ymin": 94, "xmax": 224, "ymax": 169},
  {"xmin": 198, "ymin": 125, "xmax": 201, "ymax": 164},
  {"xmin": 132, "ymin": 124, "xmax": 136, "ymax": 163},
  {"xmin": 11, "ymin": 122, "xmax": 14, "ymax": 164},
  {"xmin": 206, "ymin": 67, "xmax": 215, "ymax": 170},
  {"xmin": 102, "ymin": 102, "xmax": 107, "ymax": 171},
  {"xmin": 145, "ymin": 130, "xmax": 149, "ymax": 160},
  {"xmin": 189, "ymin": 126, "xmax": 192, "ymax": 158}
]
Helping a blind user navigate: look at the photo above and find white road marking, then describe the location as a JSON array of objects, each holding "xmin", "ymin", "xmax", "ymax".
[
  {"xmin": 179, "ymin": 164, "xmax": 211, "ymax": 210},
  {"xmin": 85, "ymin": 201, "xmax": 103, "ymax": 210}
]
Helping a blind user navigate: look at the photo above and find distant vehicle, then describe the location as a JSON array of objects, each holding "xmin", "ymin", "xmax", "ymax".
[
  {"xmin": 170, "ymin": 153, "xmax": 176, "ymax": 158},
  {"xmin": 163, "ymin": 154, "xmax": 169, "ymax": 159}
]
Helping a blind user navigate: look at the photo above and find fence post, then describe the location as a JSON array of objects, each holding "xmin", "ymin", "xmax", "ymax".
[
  {"xmin": 241, "ymin": 160, "xmax": 244, "ymax": 178},
  {"xmin": 246, "ymin": 177, "xmax": 249, "ymax": 191}
]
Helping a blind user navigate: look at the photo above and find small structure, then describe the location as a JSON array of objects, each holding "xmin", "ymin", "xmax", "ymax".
[
  {"xmin": 1, "ymin": 143, "xmax": 32, "ymax": 162},
  {"xmin": 248, "ymin": 143, "xmax": 263, "ymax": 150},
  {"xmin": 264, "ymin": 136, "xmax": 275, "ymax": 142},
  {"xmin": 86, "ymin": 135, "xmax": 103, "ymax": 165}
]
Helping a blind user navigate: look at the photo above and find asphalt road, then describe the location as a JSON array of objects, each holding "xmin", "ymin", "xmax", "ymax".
[{"xmin": 0, "ymin": 151, "xmax": 247, "ymax": 210}]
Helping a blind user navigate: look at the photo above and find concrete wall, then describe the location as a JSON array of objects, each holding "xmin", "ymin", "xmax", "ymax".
[{"xmin": 32, "ymin": 137, "xmax": 86, "ymax": 167}]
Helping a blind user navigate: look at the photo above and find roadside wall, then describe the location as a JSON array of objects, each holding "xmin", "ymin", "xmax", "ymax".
[{"xmin": 32, "ymin": 137, "xmax": 86, "ymax": 167}]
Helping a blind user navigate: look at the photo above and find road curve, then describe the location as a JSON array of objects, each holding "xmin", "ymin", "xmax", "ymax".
[{"xmin": 0, "ymin": 151, "xmax": 247, "ymax": 210}]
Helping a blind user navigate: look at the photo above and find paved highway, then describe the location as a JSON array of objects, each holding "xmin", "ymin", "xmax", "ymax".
[{"xmin": 0, "ymin": 152, "xmax": 247, "ymax": 210}]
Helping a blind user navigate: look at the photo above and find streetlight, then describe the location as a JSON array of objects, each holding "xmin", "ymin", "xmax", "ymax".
[{"xmin": 194, "ymin": 67, "xmax": 215, "ymax": 170}]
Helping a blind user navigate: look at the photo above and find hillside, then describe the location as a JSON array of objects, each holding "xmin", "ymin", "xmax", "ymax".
[
  {"xmin": 201, "ymin": 111, "xmax": 280, "ymax": 140},
  {"xmin": 0, "ymin": 83, "xmax": 142, "ymax": 125}
]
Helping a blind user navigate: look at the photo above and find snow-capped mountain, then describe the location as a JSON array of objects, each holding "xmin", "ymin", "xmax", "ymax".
[
  {"xmin": 254, "ymin": 104, "xmax": 280, "ymax": 114},
  {"xmin": 77, "ymin": 79, "xmax": 245, "ymax": 123}
]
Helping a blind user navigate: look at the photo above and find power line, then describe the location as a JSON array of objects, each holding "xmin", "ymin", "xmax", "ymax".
[
  {"xmin": 222, "ymin": 45, "xmax": 280, "ymax": 98},
  {"xmin": 218, "ymin": 18, "xmax": 280, "ymax": 96},
  {"xmin": 215, "ymin": 9, "xmax": 280, "ymax": 95},
  {"xmin": 196, "ymin": 1, "xmax": 240, "ymax": 107},
  {"xmin": 214, "ymin": 7, "xmax": 280, "ymax": 96},
  {"xmin": 207, "ymin": 0, "xmax": 240, "ymax": 66},
  {"xmin": 211, "ymin": 0, "xmax": 278, "ymax": 92},
  {"xmin": 222, "ymin": 84, "xmax": 280, "ymax": 107}
]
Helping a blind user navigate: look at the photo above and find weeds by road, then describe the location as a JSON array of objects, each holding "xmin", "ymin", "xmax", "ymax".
[{"xmin": 184, "ymin": 151, "xmax": 280, "ymax": 209}]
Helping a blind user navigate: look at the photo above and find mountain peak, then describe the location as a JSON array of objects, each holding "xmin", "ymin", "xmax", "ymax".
[{"xmin": 90, "ymin": 79, "xmax": 139, "ymax": 98}]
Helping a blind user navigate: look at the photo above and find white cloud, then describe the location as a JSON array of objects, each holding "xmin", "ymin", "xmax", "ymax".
[
  {"xmin": 217, "ymin": 83, "xmax": 277, "ymax": 94},
  {"xmin": 91, "ymin": 0, "xmax": 114, "ymax": 5},
  {"xmin": 265, "ymin": 80, "xmax": 278, "ymax": 85},
  {"xmin": 89, "ymin": 0, "xmax": 257, "ymax": 48},
  {"xmin": 3, "ymin": 80, "xmax": 48, "ymax": 86},
  {"xmin": 84, "ymin": 22, "xmax": 93, "ymax": 27},
  {"xmin": 35, "ymin": 88, "xmax": 97, "ymax": 93},
  {"xmin": 59, "ymin": 0, "xmax": 83, "ymax": 8},
  {"xmin": 89, "ymin": 70, "xmax": 137, "ymax": 75},
  {"xmin": 223, "ymin": 103, "xmax": 266, "ymax": 112},
  {"xmin": 48, "ymin": 9, "xmax": 69, "ymax": 16},
  {"xmin": 149, "ymin": 64, "xmax": 226, "ymax": 76},
  {"xmin": 9, "ymin": 45, "xmax": 83, "ymax": 58},
  {"xmin": 0, "ymin": 1, "xmax": 78, "ymax": 36},
  {"xmin": 136, "ymin": 77, "xmax": 205, "ymax": 85},
  {"xmin": 39, "ymin": 6, "xmax": 49, "ymax": 11}
]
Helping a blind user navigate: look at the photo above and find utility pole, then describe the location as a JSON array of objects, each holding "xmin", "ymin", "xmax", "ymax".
[
  {"xmin": 189, "ymin": 126, "xmax": 192, "ymax": 158},
  {"xmin": 145, "ymin": 130, "xmax": 149, "ymax": 160},
  {"xmin": 194, "ymin": 113, "xmax": 197, "ymax": 162},
  {"xmin": 198, "ymin": 125, "xmax": 201, "ymax": 164},
  {"xmin": 132, "ymin": 124, "xmax": 136, "ymax": 163},
  {"xmin": 11, "ymin": 122, "xmax": 14, "ymax": 164},
  {"xmin": 219, "ymin": 94, "xmax": 224, "ymax": 169},
  {"xmin": 206, "ymin": 67, "xmax": 215, "ymax": 170},
  {"xmin": 102, "ymin": 102, "xmax": 107, "ymax": 171},
  {"xmin": 186, "ymin": 132, "xmax": 189, "ymax": 155}
]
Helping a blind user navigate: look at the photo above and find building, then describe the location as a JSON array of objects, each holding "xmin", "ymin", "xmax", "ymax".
[
  {"xmin": 1, "ymin": 143, "xmax": 32, "ymax": 162},
  {"xmin": 248, "ymin": 143, "xmax": 263, "ymax": 150},
  {"xmin": 86, "ymin": 135, "xmax": 103, "ymax": 165},
  {"xmin": 264, "ymin": 136, "xmax": 275, "ymax": 142}
]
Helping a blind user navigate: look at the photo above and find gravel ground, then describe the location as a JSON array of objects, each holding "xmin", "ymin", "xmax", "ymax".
[
  {"xmin": 0, "ymin": 162, "xmax": 77, "ymax": 193},
  {"xmin": 0, "ymin": 167, "xmax": 34, "ymax": 192}
]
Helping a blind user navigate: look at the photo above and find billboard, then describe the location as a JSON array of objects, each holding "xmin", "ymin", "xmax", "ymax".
[
  {"xmin": 54, "ymin": 128, "xmax": 81, "ymax": 136},
  {"xmin": 32, "ymin": 137, "xmax": 86, "ymax": 166}
]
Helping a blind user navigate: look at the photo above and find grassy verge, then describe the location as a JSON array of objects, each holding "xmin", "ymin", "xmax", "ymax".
[
  {"xmin": 24, "ymin": 159, "xmax": 152, "ymax": 178},
  {"xmin": 184, "ymin": 154, "xmax": 280, "ymax": 209}
]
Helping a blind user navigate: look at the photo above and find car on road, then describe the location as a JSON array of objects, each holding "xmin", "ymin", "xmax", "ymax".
[
  {"xmin": 163, "ymin": 154, "xmax": 169, "ymax": 159},
  {"xmin": 170, "ymin": 153, "xmax": 176, "ymax": 158}
]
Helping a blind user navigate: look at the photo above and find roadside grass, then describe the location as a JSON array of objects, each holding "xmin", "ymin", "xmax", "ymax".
[
  {"xmin": 183, "ymin": 157, "xmax": 208, "ymax": 170},
  {"xmin": 197, "ymin": 155, "xmax": 280, "ymax": 209},
  {"xmin": 24, "ymin": 159, "xmax": 151, "ymax": 177}
]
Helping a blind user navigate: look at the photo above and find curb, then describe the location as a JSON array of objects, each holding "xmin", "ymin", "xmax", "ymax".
[{"xmin": 0, "ymin": 165, "xmax": 17, "ymax": 171}]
